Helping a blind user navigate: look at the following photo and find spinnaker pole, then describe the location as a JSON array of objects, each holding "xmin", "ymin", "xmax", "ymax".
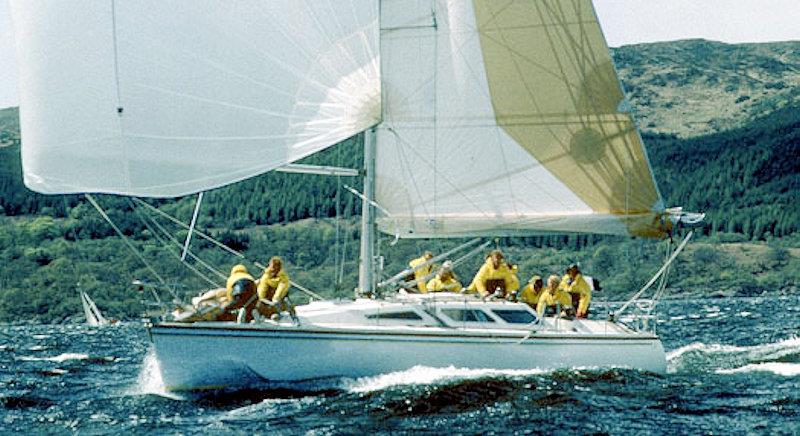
[{"xmin": 358, "ymin": 128, "xmax": 377, "ymax": 295}]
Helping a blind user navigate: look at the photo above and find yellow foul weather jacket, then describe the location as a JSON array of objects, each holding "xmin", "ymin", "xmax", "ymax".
[
  {"xmin": 518, "ymin": 281, "xmax": 543, "ymax": 307},
  {"xmin": 470, "ymin": 258, "xmax": 520, "ymax": 297},
  {"xmin": 225, "ymin": 265, "xmax": 255, "ymax": 301},
  {"xmin": 257, "ymin": 269, "xmax": 290, "ymax": 303},
  {"xmin": 409, "ymin": 256, "xmax": 434, "ymax": 293},
  {"xmin": 536, "ymin": 289, "xmax": 573, "ymax": 317},
  {"xmin": 426, "ymin": 275, "xmax": 463, "ymax": 293},
  {"xmin": 560, "ymin": 273, "xmax": 591, "ymax": 315}
]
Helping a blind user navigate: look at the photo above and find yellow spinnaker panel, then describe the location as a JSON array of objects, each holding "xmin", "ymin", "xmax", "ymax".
[{"xmin": 473, "ymin": 0, "xmax": 664, "ymax": 236}]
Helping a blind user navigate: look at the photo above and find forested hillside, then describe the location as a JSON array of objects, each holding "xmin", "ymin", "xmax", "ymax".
[
  {"xmin": 0, "ymin": 39, "xmax": 798, "ymax": 322},
  {"xmin": 646, "ymin": 105, "xmax": 800, "ymax": 239}
]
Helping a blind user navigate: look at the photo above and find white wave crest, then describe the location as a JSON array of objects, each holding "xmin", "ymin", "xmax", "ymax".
[
  {"xmin": 716, "ymin": 362, "xmax": 800, "ymax": 377},
  {"xmin": 667, "ymin": 337, "xmax": 800, "ymax": 374},
  {"xmin": 343, "ymin": 365, "xmax": 550, "ymax": 393},
  {"xmin": 17, "ymin": 352, "xmax": 89, "ymax": 363}
]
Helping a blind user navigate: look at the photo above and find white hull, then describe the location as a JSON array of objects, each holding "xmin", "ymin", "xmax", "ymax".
[{"xmin": 149, "ymin": 322, "xmax": 666, "ymax": 391}]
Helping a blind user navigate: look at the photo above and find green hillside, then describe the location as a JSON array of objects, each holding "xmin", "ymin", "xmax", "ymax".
[{"xmin": 645, "ymin": 105, "xmax": 800, "ymax": 239}]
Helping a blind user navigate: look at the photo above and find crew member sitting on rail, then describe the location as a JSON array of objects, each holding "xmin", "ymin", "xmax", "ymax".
[
  {"xmin": 256, "ymin": 256, "xmax": 292, "ymax": 321},
  {"xmin": 409, "ymin": 251, "xmax": 435, "ymax": 293},
  {"xmin": 560, "ymin": 263, "xmax": 591, "ymax": 318},
  {"xmin": 515, "ymin": 274, "xmax": 544, "ymax": 308},
  {"xmin": 426, "ymin": 261, "xmax": 462, "ymax": 293},
  {"xmin": 536, "ymin": 275, "xmax": 573, "ymax": 317},
  {"xmin": 219, "ymin": 264, "xmax": 258, "ymax": 321},
  {"xmin": 468, "ymin": 249, "xmax": 519, "ymax": 298}
]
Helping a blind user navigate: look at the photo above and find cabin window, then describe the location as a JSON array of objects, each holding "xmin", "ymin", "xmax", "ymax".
[
  {"xmin": 492, "ymin": 309, "xmax": 536, "ymax": 324},
  {"xmin": 441, "ymin": 309, "xmax": 495, "ymax": 323},
  {"xmin": 366, "ymin": 311, "xmax": 423, "ymax": 320}
]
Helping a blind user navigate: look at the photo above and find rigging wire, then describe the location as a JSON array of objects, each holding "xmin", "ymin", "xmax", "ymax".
[
  {"xmin": 128, "ymin": 199, "xmax": 225, "ymax": 286},
  {"xmin": 614, "ymin": 231, "xmax": 693, "ymax": 319},
  {"xmin": 84, "ymin": 194, "xmax": 177, "ymax": 302},
  {"xmin": 130, "ymin": 197, "xmax": 325, "ymax": 300}
]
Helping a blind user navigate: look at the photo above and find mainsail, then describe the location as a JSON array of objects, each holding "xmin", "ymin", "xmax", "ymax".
[
  {"xmin": 376, "ymin": 0, "xmax": 667, "ymax": 238},
  {"xmin": 12, "ymin": 0, "xmax": 380, "ymax": 197}
]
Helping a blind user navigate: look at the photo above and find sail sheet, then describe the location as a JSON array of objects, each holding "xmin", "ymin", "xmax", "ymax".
[
  {"xmin": 12, "ymin": 0, "xmax": 380, "ymax": 197},
  {"xmin": 376, "ymin": 0, "xmax": 666, "ymax": 238}
]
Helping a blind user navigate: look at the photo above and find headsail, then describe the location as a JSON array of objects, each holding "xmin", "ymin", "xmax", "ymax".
[
  {"xmin": 12, "ymin": 0, "xmax": 380, "ymax": 197},
  {"xmin": 376, "ymin": 0, "xmax": 667, "ymax": 238}
]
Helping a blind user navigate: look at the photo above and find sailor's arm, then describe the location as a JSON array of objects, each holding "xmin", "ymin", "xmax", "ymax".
[{"xmin": 271, "ymin": 273, "xmax": 291, "ymax": 302}]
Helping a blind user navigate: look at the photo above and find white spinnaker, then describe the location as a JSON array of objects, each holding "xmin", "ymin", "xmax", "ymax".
[
  {"xmin": 376, "ymin": 0, "xmax": 664, "ymax": 238},
  {"xmin": 12, "ymin": 0, "xmax": 379, "ymax": 197}
]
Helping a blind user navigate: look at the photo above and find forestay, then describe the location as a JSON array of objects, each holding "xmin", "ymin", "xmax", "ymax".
[
  {"xmin": 12, "ymin": 0, "xmax": 380, "ymax": 197},
  {"xmin": 376, "ymin": 0, "xmax": 667, "ymax": 238}
]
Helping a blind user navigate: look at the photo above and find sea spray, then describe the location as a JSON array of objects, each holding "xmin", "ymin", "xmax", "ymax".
[{"xmin": 130, "ymin": 348, "xmax": 183, "ymax": 400}]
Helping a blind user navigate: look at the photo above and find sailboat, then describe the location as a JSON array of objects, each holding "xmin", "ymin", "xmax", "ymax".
[
  {"xmin": 80, "ymin": 291, "xmax": 109, "ymax": 326},
  {"xmin": 12, "ymin": 0, "xmax": 702, "ymax": 391}
]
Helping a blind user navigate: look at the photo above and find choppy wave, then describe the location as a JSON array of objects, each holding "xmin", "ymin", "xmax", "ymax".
[
  {"xmin": 716, "ymin": 362, "xmax": 800, "ymax": 377},
  {"xmin": 667, "ymin": 337, "xmax": 800, "ymax": 373},
  {"xmin": 17, "ymin": 352, "xmax": 90, "ymax": 363}
]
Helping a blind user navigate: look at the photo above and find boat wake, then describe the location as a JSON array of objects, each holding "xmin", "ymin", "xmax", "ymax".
[{"xmin": 667, "ymin": 337, "xmax": 800, "ymax": 375}]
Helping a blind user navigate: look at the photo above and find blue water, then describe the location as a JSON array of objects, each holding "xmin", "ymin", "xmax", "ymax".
[{"xmin": 2, "ymin": 297, "xmax": 800, "ymax": 434}]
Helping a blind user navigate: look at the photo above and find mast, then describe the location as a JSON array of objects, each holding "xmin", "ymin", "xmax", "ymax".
[{"xmin": 357, "ymin": 128, "xmax": 377, "ymax": 295}]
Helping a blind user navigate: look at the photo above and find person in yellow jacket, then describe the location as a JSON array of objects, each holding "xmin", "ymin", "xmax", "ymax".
[
  {"xmin": 219, "ymin": 264, "xmax": 258, "ymax": 321},
  {"xmin": 560, "ymin": 264, "xmax": 591, "ymax": 318},
  {"xmin": 536, "ymin": 275, "xmax": 573, "ymax": 317},
  {"xmin": 256, "ymin": 256, "xmax": 291, "ymax": 320},
  {"xmin": 515, "ymin": 275, "xmax": 544, "ymax": 308},
  {"xmin": 187, "ymin": 264, "xmax": 257, "ymax": 321},
  {"xmin": 468, "ymin": 250, "xmax": 519, "ymax": 298},
  {"xmin": 426, "ymin": 262, "xmax": 462, "ymax": 293},
  {"xmin": 409, "ymin": 251, "xmax": 434, "ymax": 293}
]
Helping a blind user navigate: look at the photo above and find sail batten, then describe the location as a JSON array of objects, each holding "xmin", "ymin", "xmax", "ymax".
[
  {"xmin": 12, "ymin": 0, "xmax": 380, "ymax": 197},
  {"xmin": 376, "ymin": 0, "xmax": 666, "ymax": 238}
]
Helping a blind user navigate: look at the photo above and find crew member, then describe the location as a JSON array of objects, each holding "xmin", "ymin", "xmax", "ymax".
[
  {"xmin": 536, "ymin": 275, "xmax": 573, "ymax": 317},
  {"xmin": 409, "ymin": 251, "xmax": 434, "ymax": 293},
  {"xmin": 560, "ymin": 264, "xmax": 591, "ymax": 318},
  {"xmin": 220, "ymin": 264, "xmax": 257, "ymax": 321},
  {"xmin": 426, "ymin": 261, "xmax": 462, "ymax": 293},
  {"xmin": 469, "ymin": 250, "xmax": 519, "ymax": 298},
  {"xmin": 516, "ymin": 274, "xmax": 544, "ymax": 307},
  {"xmin": 256, "ymin": 256, "xmax": 292, "ymax": 320}
]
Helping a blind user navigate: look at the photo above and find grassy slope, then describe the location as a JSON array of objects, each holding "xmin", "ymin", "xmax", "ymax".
[{"xmin": 614, "ymin": 39, "xmax": 800, "ymax": 138}]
